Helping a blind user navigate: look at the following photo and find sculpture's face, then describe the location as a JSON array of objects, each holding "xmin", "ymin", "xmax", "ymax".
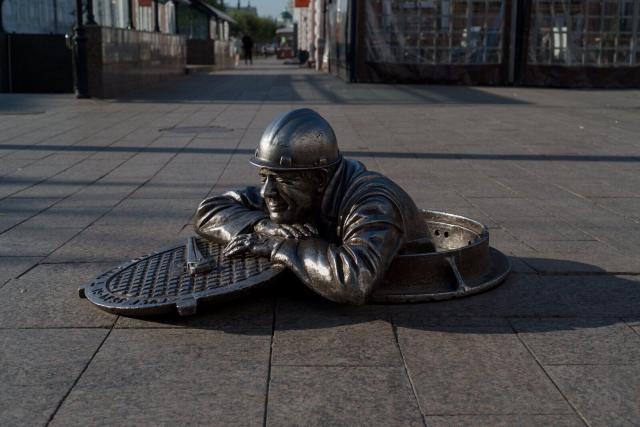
[{"xmin": 259, "ymin": 168, "xmax": 323, "ymax": 224}]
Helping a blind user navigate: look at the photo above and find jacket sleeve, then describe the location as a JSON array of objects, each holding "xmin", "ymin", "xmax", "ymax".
[
  {"xmin": 194, "ymin": 187, "xmax": 268, "ymax": 243},
  {"xmin": 271, "ymin": 194, "xmax": 404, "ymax": 305}
]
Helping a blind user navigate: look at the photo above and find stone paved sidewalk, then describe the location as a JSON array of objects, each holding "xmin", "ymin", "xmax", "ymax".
[{"xmin": 1, "ymin": 59, "xmax": 640, "ymax": 426}]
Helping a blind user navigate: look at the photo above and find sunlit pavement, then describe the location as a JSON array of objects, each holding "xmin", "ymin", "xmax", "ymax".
[{"xmin": 1, "ymin": 58, "xmax": 640, "ymax": 426}]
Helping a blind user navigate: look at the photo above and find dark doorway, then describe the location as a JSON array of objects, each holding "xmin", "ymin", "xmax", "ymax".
[{"xmin": 5, "ymin": 33, "xmax": 73, "ymax": 93}]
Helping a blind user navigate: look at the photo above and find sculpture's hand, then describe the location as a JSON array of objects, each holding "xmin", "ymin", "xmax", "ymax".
[
  {"xmin": 254, "ymin": 219, "xmax": 318, "ymax": 239},
  {"xmin": 223, "ymin": 233, "xmax": 283, "ymax": 258}
]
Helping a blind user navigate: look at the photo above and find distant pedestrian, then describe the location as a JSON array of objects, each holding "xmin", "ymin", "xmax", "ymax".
[
  {"xmin": 232, "ymin": 37, "xmax": 242, "ymax": 67},
  {"xmin": 242, "ymin": 34, "xmax": 254, "ymax": 65}
]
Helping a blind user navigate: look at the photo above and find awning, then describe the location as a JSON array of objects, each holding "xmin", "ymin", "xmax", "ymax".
[{"xmin": 191, "ymin": 0, "xmax": 237, "ymax": 24}]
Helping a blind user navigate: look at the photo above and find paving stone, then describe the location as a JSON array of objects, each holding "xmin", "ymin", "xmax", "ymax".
[
  {"xmin": 547, "ymin": 275, "xmax": 640, "ymax": 317},
  {"xmin": 511, "ymin": 318, "xmax": 640, "ymax": 365},
  {"xmin": 23, "ymin": 205, "xmax": 112, "ymax": 229},
  {"xmin": 0, "ymin": 224, "xmax": 82, "ymax": 256},
  {"xmin": 273, "ymin": 306, "xmax": 401, "ymax": 367},
  {"xmin": 0, "ymin": 197, "xmax": 60, "ymax": 232},
  {"xmin": 396, "ymin": 325, "xmax": 573, "ymax": 415},
  {"xmin": 2, "ymin": 60, "xmax": 640, "ymax": 424},
  {"xmin": 0, "ymin": 263, "xmax": 117, "ymax": 328},
  {"xmin": 58, "ymin": 180, "xmax": 140, "ymax": 207},
  {"xmin": 0, "ymin": 329, "xmax": 108, "ymax": 426},
  {"xmin": 267, "ymin": 366, "xmax": 424, "ymax": 426},
  {"xmin": 50, "ymin": 329, "xmax": 270, "ymax": 426},
  {"xmin": 46, "ymin": 224, "xmax": 183, "ymax": 263},
  {"xmin": 546, "ymin": 365, "xmax": 640, "ymax": 427},
  {"xmin": 115, "ymin": 295, "xmax": 274, "ymax": 333},
  {"xmin": 425, "ymin": 415, "xmax": 584, "ymax": 427},
  {"xmin": 0, "ymin": 256, "xmax": 42, "ymax": 286},
  {"xmin": 520, "ymin": 250, "xmax": 640, "ymax": 274},
  {"xmin": 128, "ymin": 180, "xmax": 212, "ymax": 199},
  {"xmin": 388, "ymin": 273, "xmax": 572, "ymax": 318},
  {"xmin": 93, "ymin": 198, "xmax": 198, "ymax": 227}
]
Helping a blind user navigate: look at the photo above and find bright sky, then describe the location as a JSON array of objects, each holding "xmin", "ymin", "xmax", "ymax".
[{"xmin": 234, "ymin": 0, "xmax": 289, "ymax": 18}]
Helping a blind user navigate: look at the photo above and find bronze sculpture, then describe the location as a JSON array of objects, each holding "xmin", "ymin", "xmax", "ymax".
[
  {"xmin": 80, "ymin": 109, "xmax": 510, "ymax": 316},
  {"xmin": 195, "ymin": 108, "xmax": 430, "ymax": 304}
]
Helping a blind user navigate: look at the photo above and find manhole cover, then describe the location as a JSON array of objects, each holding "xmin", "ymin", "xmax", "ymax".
[
  {"xmin": 159, "ymin": 125, "xmax": 234, "ymax": 134},
  {"xmin": 79, "ymin": 236, "xmax": 283, "ymax": 316}
]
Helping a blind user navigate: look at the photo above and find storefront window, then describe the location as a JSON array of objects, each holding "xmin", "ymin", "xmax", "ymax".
[
  {"xmin": 137, "ymin": 1, "xmax": 155, "ymax": 31},
  {"xmin": 177, "ymin": 4, "xmax": 208, "ymax": 39},
  {"xmin": 365, "ymin": 0, "xmax": 504, "ymax": 65},
  {"xmin": 94, "ymin": 0, "xmax": 129, "ymax": 28},
  {"xmin": 2, "ymin": 0, "xmax": 76, "ymax": 34},
  {"xmin": 529, "ymin": 0, "xmax": 640, "ymax": 66}
]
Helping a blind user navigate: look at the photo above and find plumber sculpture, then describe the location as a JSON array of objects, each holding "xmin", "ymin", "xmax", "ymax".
[{"xmin": 80, "ymin": 109, "xmax": 510, "ymax": 316}]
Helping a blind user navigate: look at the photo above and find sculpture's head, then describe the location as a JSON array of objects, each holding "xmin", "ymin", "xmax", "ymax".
[{"xmin": 251, "ymin": 109, "xmax": 341, "ymax": 224}]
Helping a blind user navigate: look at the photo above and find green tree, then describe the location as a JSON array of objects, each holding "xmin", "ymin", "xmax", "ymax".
[{"xmin": 228, "ymin": 10, "xmax": 277, "ymax": 44}]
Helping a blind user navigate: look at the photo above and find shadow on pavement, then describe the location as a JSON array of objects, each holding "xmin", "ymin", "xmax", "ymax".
[
  {"xmin": 122, "ymin": 257, "xmax": 640, "ymax": 334},
  {"xmin": 2, "ymin": 145, "xmax": 639, "ymax": 163},
  {"xmin": 112, "ymin": 73, "xmax": 529, "ymax": 105}
]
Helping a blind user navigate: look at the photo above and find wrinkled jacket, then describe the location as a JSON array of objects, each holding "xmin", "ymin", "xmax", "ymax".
[{"xmin": 195, "ymin": 158, "xmax": 428, "ymax": 304}]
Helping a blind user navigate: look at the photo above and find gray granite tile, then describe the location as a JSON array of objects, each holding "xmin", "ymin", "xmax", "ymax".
[
  {"xmin": 46, "ymin": 224, "xmax": 183, "ymax": 263},
  {"xmin": 115, "ymin": 296, "xmax": 274, "ymax": 333},
  {"xmin": 58, "ymin": 180, "xmax": 139, "ymax": 207},
  {"xmin": 0, "ymin": 225, "xmax": 82, "ymax": 256},
  {"xmin": 68, "ymin": 329, "xmax": 271, "ymax": 387},
  {"xmin": 388, "ymin": 273, "xmax": 572, "ymax": 318},
  {"xmin": 521, "ymin": 251, "xmax": 640, "ymax": 274},
  {"xmin": 23, "ymin": 205, "xmax": 112, "ymax": 229},
  {"xmin": 546, "ymin": 365, "xmax": 640, "ymax": 427},
  {"xmin": 425, "ymin": 415, "xmax": 584, "ymax": 427},
  {"xmin": 273, "ymin": 313, "xmax": 401, "ymax": 367},
  {"xmin": 0, "ymin": 329, "xmax": 108, "ymax": 426},
  {"xmin": 397, "ymin": 326, "xmax": 573, "ymax": 415},
  {"xmin": 512, "ymin": 318, "xmax": 640, "ymax": 365},
  {"xmin": 267, "ymin": 366, "xmax": 424, "ymax": 426},
  {"xmin": 0, "ymin": 197, "xmax": 60, "ymax": 232},
  {"xmin": 93, "ymin": 198, "xmax": 198, "ymax": 227},
  {"xmin": 50, "ymin": 329, "xmax": 270, "ymax": 426},
  {"xmin": 128, "ymin": 180, "xmax": 211, "ymax": 199},
  {"xmin": 0, "ymin": 263, "xmax": 117, "ymax": 328},
  {"xmin": 550, "ymin": 275, "xmax": 640, "ymax": 317},
  {"xmin": 0, "ymin": 256, "xmax": 42, "ymax": 286}
]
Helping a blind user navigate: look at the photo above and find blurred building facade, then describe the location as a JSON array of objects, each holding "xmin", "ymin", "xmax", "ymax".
[
  {"xmin": 294, "ymin": 0, "xmax": 640, "ymax": 87},
  {"xmin": 0, "ymin": 0, "xmax": 235, "ymax": 96},
  {"xmin": 226, "ymin": 0, "xmax": 257, "ymax": 16}
]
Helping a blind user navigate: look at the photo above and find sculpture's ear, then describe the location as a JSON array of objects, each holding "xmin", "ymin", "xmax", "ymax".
[{"xmin": 316, "ymin": 168, "xmax": 330, "ymax": 192}]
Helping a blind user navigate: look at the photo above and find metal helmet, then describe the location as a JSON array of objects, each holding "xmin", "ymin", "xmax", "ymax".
[{"xmin": 250, "ymin": 108, "xmax": 341, "ymax": 170}]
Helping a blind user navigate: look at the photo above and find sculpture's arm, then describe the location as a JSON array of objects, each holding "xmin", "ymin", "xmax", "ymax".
[
  {"xmin": 271, "ymin": 196, "xmax": 403, "ymax": 305},
  {"xmin": 194, "ymin": 187, "xmax": 268, "ymax": 243}
]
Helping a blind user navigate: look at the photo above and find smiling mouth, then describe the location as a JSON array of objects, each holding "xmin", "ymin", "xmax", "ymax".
[{"xmin": 267, "ymin": 200, "xmax": 288, "ymax": 213}]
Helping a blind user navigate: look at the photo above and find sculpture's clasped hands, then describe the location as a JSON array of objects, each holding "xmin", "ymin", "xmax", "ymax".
[
  {"xmin": 223, "ymin": 233, "xmax": 282, "ymax": 258},
  {"xmin": 223, "ymin": 219, "xmax": 318, "ymax": 259},
  {"xmin": 253, "ymin": 218, "xmax": 318, "ymax": 239}
]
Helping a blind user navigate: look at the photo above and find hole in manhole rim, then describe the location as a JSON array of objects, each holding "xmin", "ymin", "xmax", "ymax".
[{"xmin": 159, "ymin": 125, "xmax": 234, "ymax": 134}]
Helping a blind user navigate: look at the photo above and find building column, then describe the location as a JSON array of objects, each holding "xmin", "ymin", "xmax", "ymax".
[
  {"xmin": 128, "ymin": 0, "xmax": 135, "ymax": 29},
  {"xmin": 74, "ymin": 0, "xmax": 90, "ymax": 98},
  {"xmin": 173, "ymin": 0, "xmax": 180, "ymax": 34},
  {"xmin": 0, "ymin": 0, "xmax": 5, "ymax": 33},
  {"xmin": 154, "ymin": 0, "xmax": 160, "ymax": 32},
  {"xmin": 86, "ymin": 0, "xmax": 97, "ymax": 25}
]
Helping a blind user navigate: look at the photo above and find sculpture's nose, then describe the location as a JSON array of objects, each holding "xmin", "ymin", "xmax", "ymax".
[{"xmin": 260, "ymin": 175, "xmax": 278, "ymax": 199}]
